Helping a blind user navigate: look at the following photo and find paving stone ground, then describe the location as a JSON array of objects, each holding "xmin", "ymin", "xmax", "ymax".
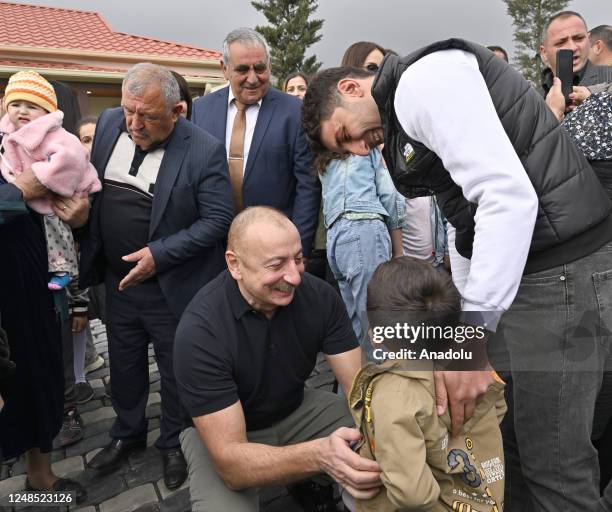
[{"xmin": 0, "ymin": 320, "xmax": 342, "ymax": 512}]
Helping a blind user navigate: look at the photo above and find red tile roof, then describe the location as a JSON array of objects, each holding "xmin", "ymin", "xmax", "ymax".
[
  {"xmin": 0, "ymin": 1, "xmax": 221, "ymax": 60},
  {"xmin": 0, "ymin": 58, "xmax": 125, "ymax": 73}
]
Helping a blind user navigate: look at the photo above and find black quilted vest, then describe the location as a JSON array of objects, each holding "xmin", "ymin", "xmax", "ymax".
[{"xmin": 372, "ymin": 39, "xmax": 612, "ymax": 273}]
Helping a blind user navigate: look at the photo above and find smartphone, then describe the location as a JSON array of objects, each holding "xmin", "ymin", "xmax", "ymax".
[{"xmin": 556, "ymin": 49, "xmax": 574, "ymax": 105}]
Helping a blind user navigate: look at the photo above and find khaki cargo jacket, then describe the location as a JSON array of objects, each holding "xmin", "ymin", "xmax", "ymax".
[{"xmin": 349, "ymin": 361, "xmax": 506, "ymax": 511}]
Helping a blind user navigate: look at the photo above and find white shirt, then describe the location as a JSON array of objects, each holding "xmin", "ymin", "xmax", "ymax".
[
  {"xmin": 394, "ymin": 49, "xmax": 539, "ymax": 330},
  {"xmin": 402, "ymin": 196, "xmax": 435, "ymax": 263},
  {"xmin": 225, "ymin": 88, "xmax": 262, "ymax": 175}
]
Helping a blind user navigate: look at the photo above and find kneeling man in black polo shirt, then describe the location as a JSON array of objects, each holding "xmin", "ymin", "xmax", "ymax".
[{"xmin": 174, "ymin": 206, "xmax": 382, "ymax": 511}]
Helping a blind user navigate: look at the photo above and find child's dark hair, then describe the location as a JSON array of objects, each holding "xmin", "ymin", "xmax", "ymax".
[{"xmin": 367, "ymin": 256, "xmax": 460, "ymax": 313}]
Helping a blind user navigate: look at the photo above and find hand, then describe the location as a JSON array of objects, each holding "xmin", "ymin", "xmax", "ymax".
[
  {"xmin": 71, "ymin": 314, "xmax": 88, "ymax": 333},
  {"xmin": 119, "ymin": 247, "xmax": 157, "ymax": 291},
  {"xmin": 545, "ymin": 77, "xmax": 567, "ymax": 122},
  {"xmin": 569, "ymin": 85, "xmax": 592, "ymax": 106},
  {"xmin": 433, "ymin": 368, "xmax": 495, "ymax": 437},
  {"xmin": 317, "ymin": 427, "xmax": 382, "ymax": 500},
  {"xmin": 13, "ymin": 168, "xmax": 48, "ymax": 201},
  {"xmin": 52, "ymin": 194, "xmax": 90, "ymax": 229}
]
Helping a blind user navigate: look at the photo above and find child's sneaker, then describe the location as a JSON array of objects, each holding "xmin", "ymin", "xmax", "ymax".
[
  {"xmin": 48, "ymin": 273, "xmax": 71, "ymax": 290},
  {"xmin": 56, "ymin": 407, "xmax": 83, "ymax": 447}
]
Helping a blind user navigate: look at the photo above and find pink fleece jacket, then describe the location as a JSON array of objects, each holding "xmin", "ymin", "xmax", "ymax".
[{"xmin": 0, "ymin": 111, "xmax": 101, "ymax": 214}]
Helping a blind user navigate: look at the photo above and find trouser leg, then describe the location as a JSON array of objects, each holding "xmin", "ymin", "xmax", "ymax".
[
  {"xmin": 143, "ymin": 297, "xmax": 181, "ymax": 451},
  {"xmin": 181, "ymin": 389, "xmax": 353, "ymax": 511},
  {"xmin": 180, "ymin": 425, "xmax": 277, "ymax": 512},
  {"xmin": 328, "ymin": 219, "xmax": 391, "ymax": 361},
  {"xmin": 501, "ymin": 241, "xmax": 612, "ymax": 511},
  {"xmin": 106, "ymin": 285, "xmax": 149, "ymax": 441},
  {"xmin": 61, "ymin": 315, "xmax": 76, "ymax": 409}
]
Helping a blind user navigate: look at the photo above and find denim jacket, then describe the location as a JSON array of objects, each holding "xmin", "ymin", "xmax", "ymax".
[{"xmin": 319, "ymin": 149, "xmax": 406, "ymax": 230}]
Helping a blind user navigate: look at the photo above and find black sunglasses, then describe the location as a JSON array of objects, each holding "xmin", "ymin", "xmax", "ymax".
[{"xmin": 365, "ymin": 63, "xmax": 379, "ymax": 72}]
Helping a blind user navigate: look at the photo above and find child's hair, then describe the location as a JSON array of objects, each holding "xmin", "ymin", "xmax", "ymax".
[
  {"xmin": 367, "ymin": 256, "xmax": 460, "ymax": 313},
  {"xmin": 4, "ymin": 70, "xmax": 57, "ymax": 114},
  {"xmin": 170, "ymin": 70, "xmax": 192, "ymax": 120}
]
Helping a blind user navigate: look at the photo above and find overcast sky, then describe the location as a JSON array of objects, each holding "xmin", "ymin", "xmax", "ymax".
[{"xmin": 9, "ymin": 0, "xmax": 612, "ymax": 67}]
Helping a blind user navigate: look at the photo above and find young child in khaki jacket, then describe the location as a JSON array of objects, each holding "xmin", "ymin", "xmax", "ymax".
[{"xmin": 349, "ymin": 257, "xmax": 506, "ymax": 511}]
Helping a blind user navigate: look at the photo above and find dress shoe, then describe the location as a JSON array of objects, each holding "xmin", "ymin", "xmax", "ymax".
[
  {"xmin": 88, "ymin": 438, "xmax": 146, "ymax": 470},
  {"xmin": 26, "ymin": 477, "xmax": 87, "ymax": 505},
  {"xmin": 163, "ymin": 449, "xmax": 187, "ymax": 490}
]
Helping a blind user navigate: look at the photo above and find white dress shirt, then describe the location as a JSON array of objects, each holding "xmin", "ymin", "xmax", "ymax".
[
  {"xmin": 225, "ymin": 88, "xmax": 262, "ymax": 175},
  {"xmin": 394, "ymin": 49, "xmax": 539, "ymax": 330}
]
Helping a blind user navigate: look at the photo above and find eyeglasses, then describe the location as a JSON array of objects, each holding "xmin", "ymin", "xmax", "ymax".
[
  {"xmin": 233, "ymin": 63, "xmax": 269, "ymax": 74},
  {"xmin": 364, "ymin": 63, "xmax": 379, "ymax": 72}
]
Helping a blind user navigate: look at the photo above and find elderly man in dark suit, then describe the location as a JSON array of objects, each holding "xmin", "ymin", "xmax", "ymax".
[
  {"xmin": 79, "ymin": 63, "xmax": 234, "ymax": 490},
  {"xmin": 191, "ymin": 27, "xmax": 320, "ymax": 257},
  {"xmin": 540, "ymin": 10, "xmax": 612, "ymax": 94}
]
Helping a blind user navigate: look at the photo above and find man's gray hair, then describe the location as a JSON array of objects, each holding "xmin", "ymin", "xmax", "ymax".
[
  {"xmin": 123, "ymin": 63, "xmax": 181, "ymax": 109},
  {"xmin": 222, "ymin": 27, "xmax": 270, "ymax": 66}
]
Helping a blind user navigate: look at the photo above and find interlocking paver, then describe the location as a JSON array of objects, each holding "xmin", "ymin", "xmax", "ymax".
[
  {"xmin": 99, "ymin": 483, "xmax": 158, "ymax": 512},
  {"xmin": 125, "ymin": 449, "xmax": 163, "ymax": 488},
  {"xmin": 78, "ymin": 398, "xmax": 104, "ymax": 414},
  {"xmin": 89, "ymin": 378, "xmax": 104, "ymax": 389},
  {"xmin": 156, "ymin": 478, "xmax": 188, "ymax": 500},
  {"xmin": 158, "ymin": 487, "xmax": 190, "ymax": 512},
  {"xmin": 146, "ymin": 393, "xmax": 161, "ymax": 406},
  {"xmin": 65, "ymin": 431, "xmax": 111, "ymax": 458},
  {"xmin": 84, "ymin": 448, "xmax": 102, "ymax": 465},
  {"xmin": 147, "ymin": 429, "xmax": 160, "ymax": 448},
  {"xmin": 0, "ymin": 474, "xmax": 26, "ymax": 497},
  {"xmin": 51, "ymin": 455, "xmax": 84, "ymax": 477},
  {"xmin": 74, "ymin": 469, "xmax": 127, "ymax": 507},
  {"xmin": 81, "ymin": 406, "xmax": 116, "ymax": 425}
]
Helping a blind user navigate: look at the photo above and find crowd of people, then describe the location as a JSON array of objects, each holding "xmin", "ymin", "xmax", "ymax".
[{"xmin": 0, "ymin": 9, "xmax": 611, "ymax": 512}]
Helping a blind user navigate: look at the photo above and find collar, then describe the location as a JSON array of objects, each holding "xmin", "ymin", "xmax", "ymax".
[
  {"xmin": 227, "ymin": 87, "xmax": 264, "ymax": 109},
  {"xmin": 225, "ymin": 271, "xmax": 261, "ymax": 319},
  {"xmin": 541, "ymin": 61, "xmax": 589, "ymax": 93}
]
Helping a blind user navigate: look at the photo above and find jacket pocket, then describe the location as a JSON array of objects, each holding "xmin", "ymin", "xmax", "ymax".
[
  {"xmin": 168, "ymin": 184, "xmax": 197, "ymax": 226},
  {"xmin": 265, "ymin": 144, "xmax": 290, "ymax": 172}
]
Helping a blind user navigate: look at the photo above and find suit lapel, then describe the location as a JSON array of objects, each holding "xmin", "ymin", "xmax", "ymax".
[
  {"xmin": 210, "ymin": 88, "xmax": 229, "ymax": 143},
  {"xmin": 244, "ymin": 89, "xmax": 277, "ymax": 180},
  {"xmin": 96, "ymin": 113, "xmax": 124, "ymax": 179},
  {"xmin": 149, "ymin": 120, "xmax": 188, "ymax": 236}
]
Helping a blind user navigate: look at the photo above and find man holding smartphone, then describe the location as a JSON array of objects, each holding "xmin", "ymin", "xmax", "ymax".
[
  {"xmin": 540, "ymin": 11, "xmax": 612, "ymax": 99},
  {"xmin": 302, "ymin": 38, "xmax": 612, "ymax": 511}
]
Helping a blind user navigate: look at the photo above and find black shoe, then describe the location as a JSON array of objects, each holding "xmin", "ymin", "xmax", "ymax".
[
  {"xmin": 25, "ymin": 477, "xmax": 87, "ymax": 505},
  {"xmin": 163, "ymin": 449, "xmax": 187, "ymax": 490},
  {"xmin": 87, "ymin": 438, "xmax": 146, "ymax": 470},
  {"xmin": 75, "ymin": 382, "xmax": 95, "ymax": 404}
]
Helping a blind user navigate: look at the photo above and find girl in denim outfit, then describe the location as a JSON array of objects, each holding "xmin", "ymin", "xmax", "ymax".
[
  {"xmin": 319, "ymin": 148, "xmax": 405, "ymax": 360},
  {"xmin": 317, "ymin": 42, "xmax": 405, "ymax": 361}
]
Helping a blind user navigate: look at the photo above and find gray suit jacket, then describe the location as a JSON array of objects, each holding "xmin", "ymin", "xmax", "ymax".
[{"xmin": 578, "ymin": 60, "xmax": 612, "ymax": 87}]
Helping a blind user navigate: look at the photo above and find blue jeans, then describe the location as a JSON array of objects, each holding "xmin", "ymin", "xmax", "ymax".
[
  {"xmin": 492, "ymin": 241, "xmax": 612, "ymax": 511},
  {"xmin": 327, "ymin": 218, "xmax": 391, "ymax": 360}
]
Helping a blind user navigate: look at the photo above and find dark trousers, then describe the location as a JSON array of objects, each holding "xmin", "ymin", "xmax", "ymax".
[
  {"xmin": 492, "ymin": 241, "xmax": 612, "ymax": 511},
  {"xmin": 105, "ymin": 277, "xmax": 182, "ymax": 451}
]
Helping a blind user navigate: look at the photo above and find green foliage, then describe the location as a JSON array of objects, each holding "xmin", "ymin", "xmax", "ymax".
[
  {"xmin": 503, "ymin": 0, "xmax": 569, "ymax": 83},
  {"xmin": 251, "ymin": 0, "xmax": 324, "ymax": 88}
]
